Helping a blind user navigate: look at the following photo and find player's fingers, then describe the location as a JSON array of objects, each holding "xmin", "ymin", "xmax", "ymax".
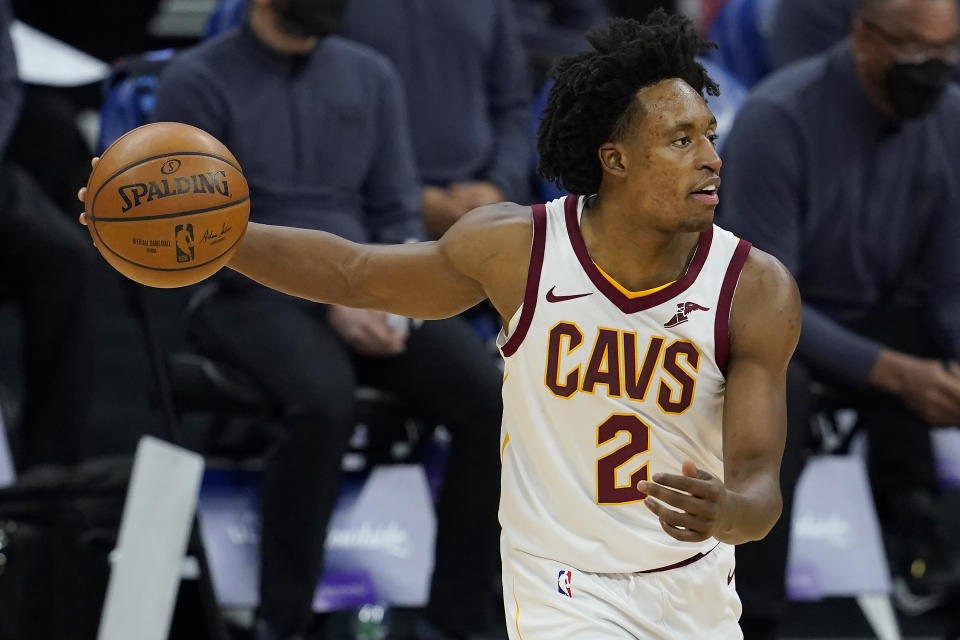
[
  {"xmin": 78, "ymin": 186, "xmax": 87, "ymax": 203},
  {"xmin": 650, "ymin": 472, "xmax": 718, "ymax": 500},
  {"xmin": 645, "ymin": 496, "xmax": 708, "ymax": 528},
  {"xmin": 91, "ymin": 156, "xmax": 100, "ymax": 168},
  {"xmin": 78, "ymin": 211, "xmax": 89, "ymax": 226},
  {"xmin": 657, "ymin": 515, "xmax": 710, "ymax": 543},
  {"xmin": 638, "ymin": 481, "xmax": 713, "ymax": 518}
]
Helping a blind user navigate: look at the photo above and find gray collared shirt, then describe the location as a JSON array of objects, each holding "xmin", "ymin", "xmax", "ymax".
[{"xmin": 719, "ymin": 40, "xmax": 960, "ymax": 385}]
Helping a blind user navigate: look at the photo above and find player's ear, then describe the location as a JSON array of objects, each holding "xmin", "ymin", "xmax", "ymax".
[{"xmin": 598, "ymin": 143, "xmax": 627, "ymax": 178}]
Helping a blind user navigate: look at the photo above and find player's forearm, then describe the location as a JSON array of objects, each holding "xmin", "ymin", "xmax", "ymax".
[
  {"xmin": 715, "ymin": 478, "xmax": 782, "ymax": 545},
  {"xmin": 228, "ymin": 221, "xmax": 369, "ymax": 307}
]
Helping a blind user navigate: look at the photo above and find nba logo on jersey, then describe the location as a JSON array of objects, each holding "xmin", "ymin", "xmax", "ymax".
[{"xmin": 557, "ymin": 570, "xmax": 573, "ymax": 597}]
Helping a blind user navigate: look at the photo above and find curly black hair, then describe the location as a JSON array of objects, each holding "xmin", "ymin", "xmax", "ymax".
[{"xmin": 537, "ymin": 11, "xmax": 719, "ymax": 196}]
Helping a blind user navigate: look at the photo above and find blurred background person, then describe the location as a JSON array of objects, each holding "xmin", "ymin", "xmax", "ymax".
[
  {"xmin": 339, "ymin": 0, "xmax": 532, "ymax": 239},
  {"xmin": 767, "ymin": 0, "xmax": 857, "ymax": 70},
  {"xmin": 150, "ymin": 0, "xmax": 503, "ymax": 638},
  {"xmin": 0, "ymin": 0, "xmax": 96, "ymax": 473},
  {"xmin": 718, "ymin": 0, "xmax": 960, "ymax": 637},
  {"xmin": 514, "ymin": 0, "xmax": 610, "ymax": 88}
]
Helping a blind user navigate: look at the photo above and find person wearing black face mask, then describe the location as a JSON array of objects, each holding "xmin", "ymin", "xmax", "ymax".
[
  {"xmin": 717, "ymin": 0, "xmax": 960, "ymax": 638},
  {"xmin": 858, "ymin": 15, "xmax": 959, "ymax": 118}
]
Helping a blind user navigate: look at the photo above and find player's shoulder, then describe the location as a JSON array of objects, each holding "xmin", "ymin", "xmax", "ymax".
[
  {"xmin": 729, "ymin": 246, "xmax": 801, "ymax": 337},
  {"xmin": 444, "ymin": 202, "xmax": 533, "ymax": 249},
  {"xmin": 440, "ymin": 202, "xmax": 534, "ymax": 270},
  {"xmin": 738, "ymin": 246, "xmax": 798, "ymax": 304}
]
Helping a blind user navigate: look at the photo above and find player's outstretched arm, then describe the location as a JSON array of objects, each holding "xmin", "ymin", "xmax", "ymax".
[
  {"xmin": 638, "ymin": 249, "xmax": 800, "ymax": 545},
  {"xmin": 221, "ymin": 202, "xmax": 533, "ymax": 321},
  {"xmin": 78, "ymin": 160, "xmax": 533, "ymax": 320}
]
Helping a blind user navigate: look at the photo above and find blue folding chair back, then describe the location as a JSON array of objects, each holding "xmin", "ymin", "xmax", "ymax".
[{"xmin": 708, "ymin": 0, "xmax": 781, "ymax": 88}]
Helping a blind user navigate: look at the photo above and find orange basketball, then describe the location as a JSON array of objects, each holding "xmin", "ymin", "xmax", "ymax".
[{"xmin": 85, "ymin": 122, "xmax": 250, "ymax": 288}]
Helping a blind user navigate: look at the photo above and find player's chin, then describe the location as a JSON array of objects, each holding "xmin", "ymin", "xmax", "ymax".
[{"xmin": 676, "ymin": 207, "xmax": 715, "ymax": 233}]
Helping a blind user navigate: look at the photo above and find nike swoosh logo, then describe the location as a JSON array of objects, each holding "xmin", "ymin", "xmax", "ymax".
[{"xmin": 546, "ymin": 286, "xmax": 593, "ymax": 303}]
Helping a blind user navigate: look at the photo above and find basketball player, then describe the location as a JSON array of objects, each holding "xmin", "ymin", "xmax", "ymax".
[{"xmin": 82, "ymin": 12, "xmax": 799, "ymax": 638}]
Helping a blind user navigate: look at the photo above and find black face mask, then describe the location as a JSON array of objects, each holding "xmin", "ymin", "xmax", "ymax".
[
  {"xmin": 883, "ymin": 57, "xmax": 956, "ymax": 119},
  {"xmin": 274, "ymin": 0, "xmax": 349, "ymax": 38}
]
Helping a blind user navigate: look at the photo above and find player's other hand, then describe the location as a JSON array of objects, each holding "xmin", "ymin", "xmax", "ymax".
[
  {"xmin": 328, "ymin": 306, "xmax": 407, "ymax": 357},
  {"xmin": 77, "ymin": 156, "xmax": 100, "ymax": 226},
  {"xmin": 637, "ymin": 460, "xmax": 730, "ymax": 543}
]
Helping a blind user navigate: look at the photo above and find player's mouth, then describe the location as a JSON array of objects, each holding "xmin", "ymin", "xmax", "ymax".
[{"xmin": 689, "ymin": 178, "xmax": 720, "ymax": 205}]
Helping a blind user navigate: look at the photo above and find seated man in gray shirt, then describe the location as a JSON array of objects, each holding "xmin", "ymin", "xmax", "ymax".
[
  {"xmin": 340, "ymin": 0, "xmax": 532, "ymax": 238},
  {"xmin": 719, "ymin": 0, "xmax": 960, "ymax": 637},
  {"xmin": 152, "ymin": 1, "xmax": 503, "ymax": 638}
]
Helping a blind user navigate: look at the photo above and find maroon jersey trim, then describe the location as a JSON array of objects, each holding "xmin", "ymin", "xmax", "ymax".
[
  {"xmin": 564, "ymin": 195, "xmax": 713, "ymax": 313},
  {"xmin": 714, "ymin": 239, "xmax": 753, "ymax": 375},
  {"xmin": 639, "ymin": 542, "xmax": 721, "ymax": 574},
  {"xmin": 501, "ymin": 204, "xmax": 548, "ymax": 357}
]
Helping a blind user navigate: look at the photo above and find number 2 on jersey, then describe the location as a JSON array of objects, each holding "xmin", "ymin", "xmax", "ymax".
[{"xmin": 596, "ymin": 414, "xmax": 650, "ymax": 505}]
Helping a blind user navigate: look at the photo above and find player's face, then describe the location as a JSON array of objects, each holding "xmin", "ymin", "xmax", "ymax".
[{"xmin": 616, "ymin": 79, "xmax": 721, "ymax": 233}]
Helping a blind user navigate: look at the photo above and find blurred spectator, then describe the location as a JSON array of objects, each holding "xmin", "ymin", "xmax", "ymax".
[
  {"xmin": 0, "ymin": 0, "xmax": 96, "ymax": 472},
  {"xmin": 768, "ymin": 0, "xmax": 857, "ymax": 69},
  {"xmin": 340, "ymin": 0, "xmax": 532, "ymax": 238},
  {"xmin": 151, "ymin": 1, "xmax": 503, "ymax": 638},
  {"xmin": 514, "ymin": 0, "xmax": 611, "ymax": 87},
  {"xmin": 6, "ymin": 86, "xmax": 96, "ymax": 214},
  {"xmin": 719, "ymin": 0, "xmax": 960, "ymax": 636}
]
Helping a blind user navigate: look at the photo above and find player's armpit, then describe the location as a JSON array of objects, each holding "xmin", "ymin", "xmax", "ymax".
[
  {"xmin": 227, "ymin": 202, "xmax": 533, "ymax": 320},
  {"xmin": 718, "ymin": 249, "xmax": 801, "ymax": 544}
]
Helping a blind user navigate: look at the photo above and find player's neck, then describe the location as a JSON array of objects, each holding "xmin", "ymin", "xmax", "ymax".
[
  {"xmin": 581, "ymin": 195, "xmax": 701, "ymax": 292},
  {"xmin": 249, "ymin": 7, "xmax": 319, "ymax": 56}
]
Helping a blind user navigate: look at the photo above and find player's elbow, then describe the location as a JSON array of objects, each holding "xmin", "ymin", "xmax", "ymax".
[
  {"xmin": 746, "ymin": 489, "xmax": 783, "ymax": 543},
  {"xmin": 755, "ymin": 492, "xmax": 783, "ymax": 540}
]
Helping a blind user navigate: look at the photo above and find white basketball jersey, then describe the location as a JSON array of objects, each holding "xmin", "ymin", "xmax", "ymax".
[{"xmin": 497, "ymin": 195, "xmax": 751, "ymax": 573}]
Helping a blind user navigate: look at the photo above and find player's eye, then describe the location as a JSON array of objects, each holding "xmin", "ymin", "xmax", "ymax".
[
  {"xmin": 707, "ymin": 133, "xmax": 719, "ymax": 146},
  {"xmin": 673, "ymin": 136, "xmax": 691, "ymax": 147}
]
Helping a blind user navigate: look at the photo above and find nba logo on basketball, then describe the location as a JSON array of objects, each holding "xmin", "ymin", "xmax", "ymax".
[
  {"xmin": 557, "ymin": 570, "xmax": 572, "ymax": 597},
  {"xmin": 175, "ymin": 224, "xmax": 195, "ymax": 263}
]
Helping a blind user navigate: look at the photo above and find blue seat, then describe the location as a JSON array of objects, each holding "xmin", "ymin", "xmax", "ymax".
[
  {"xmin": 97, "ymin": 48, "xmax": 175, "ymax": 153},
  {"xmin": 708, "ymin": 0, "xmax": 781, "ymax": 88},
  {"xmin": 204, "ymin": 0, "xmax": 249, "ymax": 39}
]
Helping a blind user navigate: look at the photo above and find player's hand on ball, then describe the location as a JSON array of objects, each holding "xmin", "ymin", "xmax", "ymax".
[
  {"xmin": 77, "ymin": 156, "xmax": 100, "ymax": 227},
  {"xmin": 637, "ymin": 460, "xmax": 730, "ymax": 543}
]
